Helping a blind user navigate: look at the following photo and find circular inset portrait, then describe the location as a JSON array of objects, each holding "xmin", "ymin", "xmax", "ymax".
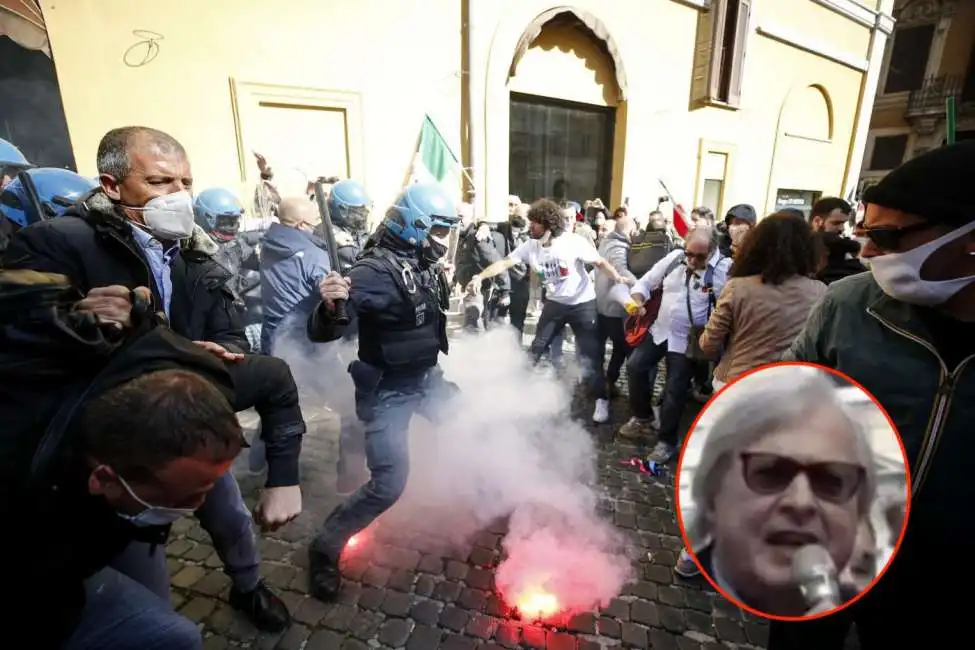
[{"xmin": 674, "ymin": 362, "xmax": 910, "ymax": 621}]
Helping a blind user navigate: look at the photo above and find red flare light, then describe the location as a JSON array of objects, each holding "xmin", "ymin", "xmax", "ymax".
[
  {"xmin": 513, "ymin": 589, "xmax": 561, "ymax": 620},
  {"xmin": 346, "ymin": 534, "xmax": 361, "ymax": 548}
]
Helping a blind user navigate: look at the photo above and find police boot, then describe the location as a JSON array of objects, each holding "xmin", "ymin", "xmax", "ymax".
[
  {"xmin": 309, "ymin": 549, "xmax": 342, "ymax": 602},
  {"xmin": 228, "ymin": 580, "xmax": 291, "ymax": 632}
]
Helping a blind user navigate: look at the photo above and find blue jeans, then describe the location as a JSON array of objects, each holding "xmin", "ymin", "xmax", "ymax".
[
  {"xmin": 311, "ymin": 373, "xmax": 453, "ymax": 560},
  {"xmin": 113, "ymin": 472, "xmax": 260, "ymax": 594},
  {"xmin": 63, "ymin": 567, "xmax": 200, "ymax": 650}
]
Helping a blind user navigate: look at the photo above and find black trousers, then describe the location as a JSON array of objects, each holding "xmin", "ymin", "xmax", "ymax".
[
  {"xmin": 531, "ymin": 299, "xmax": 606, "ymax": 399},
  {"xmin": 508, "ymin": 280, "xmax": 530, "ymax": 334},
  {"xmin": 225, "ymin": 354, "xmax": 305, "ymax": 487},
  {"xmin": 596, "ymin": 314, "xmax": 629, "ymax": 385}
]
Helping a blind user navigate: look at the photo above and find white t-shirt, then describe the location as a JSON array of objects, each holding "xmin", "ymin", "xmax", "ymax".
[{"xmin": 508, "ymin": 233, "xmax": 600, "ymax": 305}]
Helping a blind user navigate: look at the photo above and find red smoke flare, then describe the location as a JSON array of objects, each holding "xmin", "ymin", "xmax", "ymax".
[{"xmin": 503, "ymin": 586, "xmax": 562, "ymax": 621}]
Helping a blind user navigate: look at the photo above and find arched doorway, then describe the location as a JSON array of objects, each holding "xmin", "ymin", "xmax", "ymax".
[
  {"xmin": 0, "ymin": 1, "xmax": 75, "ymax": 169},
  {"xmin": 503, "ymin": 8, "xmax": 626, "ymax": 207},
  {"xmin": 767, "ymin": 84, "xmax": 836, "ymax": 217}
]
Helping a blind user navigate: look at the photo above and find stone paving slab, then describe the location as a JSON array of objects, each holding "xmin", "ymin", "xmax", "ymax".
[{"xmin": 164, "ymin": 352, "xmax": 785, "ymax": 650}]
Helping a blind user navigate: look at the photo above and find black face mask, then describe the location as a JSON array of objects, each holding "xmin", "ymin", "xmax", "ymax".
[{"xmin": 421, "ymin": 237, "xmax": 448, "ymax": 266}]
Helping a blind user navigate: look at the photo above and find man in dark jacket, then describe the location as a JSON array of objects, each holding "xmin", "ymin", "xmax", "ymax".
[
  {"xmin": 455, "ymin": 217, "xmax": 511, "ymax": 331},
  {"xmin": 497, "ymin": 204, "xmax": 531, "ymax": 334},
  {"xmin": 193, "ymin": 187, "xmax": 264, "ymax": 350},
  {"xmin": 305, "ymin": 183, "xmax": 459, "ymax": 602},
  {"xmin": 770, "ymin": 142, "xmax": 975, "ymax": 647},
  {"xmin": 0, "ymin": 270, "xmax": 244, "ymax": 649},
  {"xmin": 718, "ymin": 203, "xmax": 756, "ymax": 258},
  {"xmin": 0, "ymin": 126, "xmax": 292, "ymax": 631}
]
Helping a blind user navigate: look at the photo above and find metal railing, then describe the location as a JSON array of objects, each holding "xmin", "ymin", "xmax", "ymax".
[{"xmin": 906, "ymin": 74, "xmax": 971, "ymax": 118}]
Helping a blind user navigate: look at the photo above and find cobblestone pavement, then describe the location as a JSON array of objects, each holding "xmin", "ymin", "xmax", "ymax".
[{"xmin": 164, "ymin": 333, "xmax": 785, "ymax": 650}]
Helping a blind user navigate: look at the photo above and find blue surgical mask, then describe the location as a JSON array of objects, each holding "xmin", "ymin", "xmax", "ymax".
[{"xmin": 116, "ymin": 474, "xmax": 196, "ymax": 527}]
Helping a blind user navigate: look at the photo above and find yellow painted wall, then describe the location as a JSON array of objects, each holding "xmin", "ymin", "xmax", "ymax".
[
  {"xmin": 475, "ymin": 0, "xmax": 870, "ymax": 217},
  {"xmin": 41, "ymin": 0, "xmax": 461, "ymax": 215},
  {"xmin": 43, "ymin": 0, "xmax": 876, "ymax": 221}
]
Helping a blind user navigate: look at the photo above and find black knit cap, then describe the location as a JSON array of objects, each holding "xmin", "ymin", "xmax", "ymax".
[{"xmin": 861, "ymin": 140, "xmax": 975, "ymax": 226}]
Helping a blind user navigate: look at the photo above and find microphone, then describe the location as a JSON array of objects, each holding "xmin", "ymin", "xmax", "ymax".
[{"xmin": 792, "ymin": 544, "xmax": 841, "ymax": 616}]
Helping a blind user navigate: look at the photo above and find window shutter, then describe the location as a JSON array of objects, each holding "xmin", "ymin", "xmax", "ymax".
[
  {"xmin": 690, "ymin": 3, "xmax": 727, "ymax": 104},
  {"xmin": 726, "ymin": 0, "xmax": 752, "ymax": 107}
]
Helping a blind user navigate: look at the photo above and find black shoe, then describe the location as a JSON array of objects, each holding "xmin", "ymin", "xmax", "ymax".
[
  {"xmin": 309, "ymin": 550, "xmax": 342, "ymax": 602},
  {"xmin": 229, "ymin": 580, "xmax": 291, "ymax": 633}
]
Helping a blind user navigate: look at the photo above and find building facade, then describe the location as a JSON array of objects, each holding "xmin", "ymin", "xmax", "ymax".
[
  {"xmin": 14, "ymin": 0, "xmax": 893, "ymax": 222},
  {"xmin": 859, "ymin": 0, "xmax": 975, "ymax": 191}
]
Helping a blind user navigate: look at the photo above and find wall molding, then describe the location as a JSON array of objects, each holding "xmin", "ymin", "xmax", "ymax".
[
  {"xmin": 875, "ymin": 12, "xmax": 896, "ymax": 35},
  {"xmin": 669, "ymin": 0, "xmax": 710, "ymax": 10},
  {"xmin": 756, "ymin": 23, "xmax": 869, "ymax": 72},
  {"xmin": 811, "ymin": 0, "xmax": 877, "ymax": 28}
]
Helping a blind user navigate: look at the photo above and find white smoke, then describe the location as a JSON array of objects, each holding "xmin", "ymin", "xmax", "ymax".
[
  {"xmin": 276, "ymin": 324, "xmax": 633, "ymax": 615},
  {"xmin": 385, "ymin": 328, "xmax": 633, "ymax": 615}
]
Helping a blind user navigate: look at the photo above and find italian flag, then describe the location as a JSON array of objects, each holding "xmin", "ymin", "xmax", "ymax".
[{"xmin": 409, "ymin": 114, "xmax": 463, "ymax": 202}]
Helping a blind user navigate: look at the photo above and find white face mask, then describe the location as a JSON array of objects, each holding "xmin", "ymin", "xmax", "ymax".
[
  {"xmin": 115, "ymin": 474, "xmax": 195, "ymax": 527},
  {"xmin": 855, "ymin": 237, "xmax": 871, "ymax": 267},
  {"xmin": 129, "ymin": 190, "xmax": 196, "ymax": 240},
  {"xmin": 729, "ymin": 224, "xmax": 749, "ymax": 244},
  {"xmin": 869, "ymin": 220, "xmax": 975, "ymax": 306}
]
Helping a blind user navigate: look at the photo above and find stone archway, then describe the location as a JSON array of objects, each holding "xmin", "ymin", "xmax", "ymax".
[{"xmin": 482, "ymin": 3, "xmax": 629, "ymax": 217}]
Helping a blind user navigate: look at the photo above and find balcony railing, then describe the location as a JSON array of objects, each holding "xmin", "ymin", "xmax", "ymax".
[{"xmin": 906, "ymin": 74, "xmax": 974, "ymax": 118}]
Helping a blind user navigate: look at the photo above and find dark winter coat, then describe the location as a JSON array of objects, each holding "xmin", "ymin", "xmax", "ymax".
[{"xmin": 0, "ymin": 190, "xmax": 248, "ymax": 352}]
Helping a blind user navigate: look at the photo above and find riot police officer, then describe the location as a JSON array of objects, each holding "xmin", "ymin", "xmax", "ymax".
[
  {"xmin": 316, "ymin": 178, "xmax": 372, "ymax": 275},
  {"xmin": 0, "ymin": 137, "xmax": 32, "ymax": 189},
  {"xmin": 312, "ymin": 178, "xmax": 372, "ymax": 495},
  {"xmin": 193, "ymin": 188, "xmax": 263, "ymax": 351},
  {"xmin": 0, "ymin": 167, "xmax": 96, "ymax": 252},
  {"xmin": 305, "ymin": 182, "xmax": 460, "ymax": 602}
]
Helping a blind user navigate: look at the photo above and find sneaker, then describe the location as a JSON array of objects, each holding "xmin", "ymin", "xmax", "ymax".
[
  {"xmin": 592, "ymin": 399, "xmax": 610, "ymax": 424},
  {"xmin": 674, "ymin": 547, "xmax": 701, "ymax": 578},
  {"xmin": 617, "ymin": 417, "xmax": 653, "ymax": 440},
  {"xmin": 647, "ymin": 441, "xmax": 677, "ymax": 464}
]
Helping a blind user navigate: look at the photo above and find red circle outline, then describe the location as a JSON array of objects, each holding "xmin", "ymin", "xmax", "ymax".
[{"xmin": 672, "ymin": 360, "xmax": 914, "ymax": 622}]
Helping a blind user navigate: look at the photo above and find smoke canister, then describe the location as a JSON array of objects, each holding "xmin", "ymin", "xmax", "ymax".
[{"xmin": 624, "ymin": 299, "xmax": 640, "ymax": 315}]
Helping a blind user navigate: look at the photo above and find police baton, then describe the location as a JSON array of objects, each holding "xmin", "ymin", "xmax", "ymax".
[{"xmin": 313, "ymin": 177, "xmax": 350, "ymax": 326}]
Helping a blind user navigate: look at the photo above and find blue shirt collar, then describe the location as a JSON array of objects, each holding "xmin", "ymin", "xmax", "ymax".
[{"xmin": 130, "ymin": 222, "xmax": 180, "ymax": 263}]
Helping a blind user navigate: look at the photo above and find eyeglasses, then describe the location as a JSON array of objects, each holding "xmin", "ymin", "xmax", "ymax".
[
  {"xmin": 685, "ymin": 251, "xmax": 708, "ymax": 262},
  {"xmin": 863, "ymin": 221, "xmax": 937, "ymax": 251},
  {"xmin": 740, "ymin": 452, "xmax": 865, "ymax": 504}
]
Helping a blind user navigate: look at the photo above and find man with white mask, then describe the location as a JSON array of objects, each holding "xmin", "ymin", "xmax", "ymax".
[
  {"xmin": 769, "ymin": 141, "xmax": 975, "ymax": 648},
  {"xmin": 2, "ymin": 126, "xmax": 295, "ymax": 633}
]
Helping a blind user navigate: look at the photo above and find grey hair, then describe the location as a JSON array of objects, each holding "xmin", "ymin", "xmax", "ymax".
[
  {"xmin": 685, "ymin": 226, "xmax": 717, "ymax": 253},
  {"xmin": 686, "ymin": 365, "xmax": 877, "ymax": 550},
  {"xmin": 96, "ymin": 126, "xmax": 187, "ymax": 180}
]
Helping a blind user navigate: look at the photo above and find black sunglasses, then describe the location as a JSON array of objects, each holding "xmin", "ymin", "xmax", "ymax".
[
  {"xmin": 740, "ymin": 452, "xmax": 865, "ymax": 504},
  {"xmin": 863, "ymin": 221, "xmax": 938, "ymax": 251}
]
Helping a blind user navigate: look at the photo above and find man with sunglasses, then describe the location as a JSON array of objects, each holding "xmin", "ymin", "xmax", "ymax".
[
  {"xmin": 772, "ymin": 141, "xmax": 975, "ymax": 647},
  {"xmin": 684, "ymin": 366, "xmax": 875, "ymax": 618},
  {"xmin": 620, "ymin": 228, "xmax": 731, "ymax": 462}
]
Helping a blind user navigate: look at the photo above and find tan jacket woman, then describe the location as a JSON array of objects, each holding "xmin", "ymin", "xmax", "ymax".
[
  {"xmin": 697, "ymin": 212, "xmax": 827, "ymax": 387},
  {"xmin": 699, "ymin": 275, "xmax": 826, "ymax": 384}
]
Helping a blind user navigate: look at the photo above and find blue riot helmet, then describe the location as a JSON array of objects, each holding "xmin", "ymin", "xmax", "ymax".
[
  {"xmin": 194, "ymin": 187, "xmax": 245, "ymax": 242},
  {"xmin": 328, "ymin": 179, "xmax": 371, "ymax": 232},
  {"xmin": 0, "ymin": 167, "xmax": 96, "ymax": 229},
  {"xmin": 383, "ymin": 182, "xmax": 460, "ymax": 248},
  {"xmin": 0, "ymin": 138, "xmax": 32, "ymax": 186}
]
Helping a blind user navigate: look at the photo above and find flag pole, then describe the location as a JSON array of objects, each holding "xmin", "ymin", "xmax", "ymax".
[
  {"xmin": 946, "ymin": 96, "xmax": 957, "ymax": 146},
  {"xmin": 422, "ymin": 114, "xmax": 476, "ymax": 195}
]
